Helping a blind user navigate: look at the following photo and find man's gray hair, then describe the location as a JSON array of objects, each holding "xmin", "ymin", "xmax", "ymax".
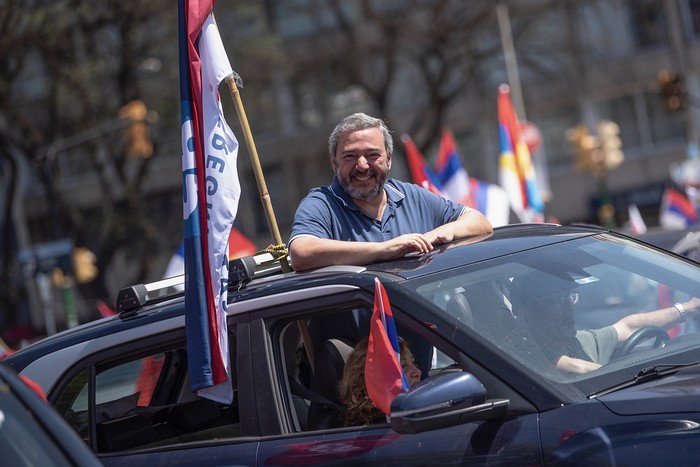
[{"xmin": 328, "ymin": 113, "xmax": 393, "ymax": 159}]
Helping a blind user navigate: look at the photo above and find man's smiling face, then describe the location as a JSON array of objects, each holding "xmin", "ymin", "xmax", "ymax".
[{"xmin": 332, "ymin": 128, "xmax": 392, "ymax": 202}]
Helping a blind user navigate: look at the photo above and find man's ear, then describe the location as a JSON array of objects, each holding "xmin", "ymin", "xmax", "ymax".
[
  {"xmin": 387, "ymin": 152, "xmax": 392, "ymax": 170},
  {"xmin": 331, "ymin": 156, "xmax": 338, "ymax": 171}
]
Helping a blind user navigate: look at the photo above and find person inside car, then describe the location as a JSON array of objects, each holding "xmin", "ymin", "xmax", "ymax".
[
  {"xmin": 511, "ymin": 272, "xmax": 700, "ymax": 374},
  {"xmin": 338, "ymin": 336, "xmax": 421, "ymax": 426},
  {"xmin": 288, "ymin": 112, "xmax": 492, "ymax": 272}
]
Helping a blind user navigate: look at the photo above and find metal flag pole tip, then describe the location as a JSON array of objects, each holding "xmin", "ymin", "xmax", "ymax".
[{"xmin": 229, "ymin": 71, "xmax": 243, "ymax": 89}]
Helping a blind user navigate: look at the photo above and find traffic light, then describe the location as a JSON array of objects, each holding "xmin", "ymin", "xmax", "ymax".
[
  {"xmin": 657, "ymin": 70, "xmax": 685, "ymax": 111},
  {"xmin": 118, "ymin": 99, "xmax": 153, "ymax": 158},
  {"xmin": 566, "ymin": 124, "xmax": 602, "ymax": 175},
  {"xmin": 73, "ymin": 247, "xmax": 98, "ymax": 284},
  {"xmin": 597, "ymin": 120, "xmax": 624, "ymax": 171}
]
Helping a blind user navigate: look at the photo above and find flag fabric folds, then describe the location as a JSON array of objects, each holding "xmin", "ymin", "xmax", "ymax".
[
  {"xmin": 498, "ymin": 84, "xmax": 544, "ymax": 222},
  {"xmin": 659, "ymin": 185, "xmax": 698, "ymax": 229},
  {"xmin": 365, "ymin": 278, "xmax": 409, "ymax": 417},
  {"xmin": 435, "ymin": 129, "xmax": 472, "ymax": 207},
  {"xmin": 179, "ymin": 0, "xmax": 241, "ymax": 403},
  {"xmin": 401, "ymin": 134, "xmax": 445, "ymax": 196}
]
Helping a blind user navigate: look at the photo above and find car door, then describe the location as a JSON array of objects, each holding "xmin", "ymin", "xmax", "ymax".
[
  {"xmin": 247, "ymin": 287, "xmax": 543, "ymax": 466},
  {"xmin": 48, "ymin": 324, "xmax": 260, "ymax": 466}
]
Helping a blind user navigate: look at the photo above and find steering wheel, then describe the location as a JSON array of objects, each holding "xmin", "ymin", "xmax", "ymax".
[{"xmin": 616, "ymin": 326, "xmax": 670, "ymax": 357}]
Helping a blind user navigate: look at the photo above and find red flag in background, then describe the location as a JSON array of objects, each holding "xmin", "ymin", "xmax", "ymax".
[
  {"xmin": 401, "ymin": 134, "xmax": 445, "ymax": 196},
  {"xmin": 228, "ymin": 227, "xmax": 257, "ymax": 259},
  {"xmin": 365, "ymin": 278, "xmax": 409, "ymax": 416}
]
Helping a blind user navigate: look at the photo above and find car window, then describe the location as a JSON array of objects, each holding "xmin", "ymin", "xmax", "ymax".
[
  {"xmin": 269, "ymin": 306, "xmax": 464, "ymax": 432},
  {"xmin": 401, "ymin": 233, "xmax": 700, "ymax": 391},
  {"xmin": 52, "ymin": 335, "xmax": 242, "ymax": 453}
]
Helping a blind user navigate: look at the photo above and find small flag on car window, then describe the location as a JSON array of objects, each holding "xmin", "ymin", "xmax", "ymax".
[{"xmin": 365, "ymin": 278, "xmax": 409, "ymax": 416}]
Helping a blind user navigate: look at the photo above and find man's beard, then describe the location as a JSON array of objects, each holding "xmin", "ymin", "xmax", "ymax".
[{"xmin": 337, "ymin": 168, "xmax": 387, "ymax": 201}]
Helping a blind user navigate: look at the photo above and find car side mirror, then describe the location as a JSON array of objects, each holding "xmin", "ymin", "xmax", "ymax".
[{"xmin": 390, "ymin": 372, "xmax": 509, "ymax": 434}]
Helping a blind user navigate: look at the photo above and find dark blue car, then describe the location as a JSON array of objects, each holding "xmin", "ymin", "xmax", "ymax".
[{"xmin": 6, "ymin": 224, "xmax": 700, "ymax": 465}]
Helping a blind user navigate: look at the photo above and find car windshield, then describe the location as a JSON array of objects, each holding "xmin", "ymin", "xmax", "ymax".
[{"xmin": 401, "ymin": 233, "xmax": 700, "ymax": 393}]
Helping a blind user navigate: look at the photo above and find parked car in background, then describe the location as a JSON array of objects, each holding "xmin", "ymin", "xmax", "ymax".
[
  {"xmin": 0, "ymin": 363, "xmax": 101, "ymax": 466},
  {"xmin": 6, "ymin": 223, "xmax": 700, "ymax": 466}
]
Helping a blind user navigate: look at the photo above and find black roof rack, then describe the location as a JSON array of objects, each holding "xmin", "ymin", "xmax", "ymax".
[
  {"xmin": 116, "ymin": 252, "xmax": 286, "ymax": 316},
  {"xmin": 116, "ymin": 275, "xmax": 184, "ymax": 316}
]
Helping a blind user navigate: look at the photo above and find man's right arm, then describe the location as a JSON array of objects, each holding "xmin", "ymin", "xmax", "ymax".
[
  {"xmin": 554, "ymin": 355, "xmax": 602, "ymax": 374},
  {"xmin": 289, "ymin": 234, "xmax": 434, "ymax": 271},
  {"xmin": 612, "ymin": 296, "xmax": 700, "ymax": 343}
]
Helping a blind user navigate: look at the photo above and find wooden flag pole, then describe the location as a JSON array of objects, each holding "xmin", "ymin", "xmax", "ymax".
[
  {"xmin": 225, "ymin": 74, "xmax": 315, "ymax": 370},
  {"xmin": 212, "ymin": 15, "xmax": 311, "ymax": 370},
  {"xmin": 225, "ymin": 75, "xmax": 290, "ymax": 273}
]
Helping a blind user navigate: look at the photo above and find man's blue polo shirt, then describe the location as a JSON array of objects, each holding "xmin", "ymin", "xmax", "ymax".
[{"xmin": 289, "ymin": 177, "xmax": 467, "ymax": 245}]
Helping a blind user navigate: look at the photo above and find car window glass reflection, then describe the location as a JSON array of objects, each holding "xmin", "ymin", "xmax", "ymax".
[{"xmin": 407, "ymin": 234, "xmax": 700, "ymax": 383}]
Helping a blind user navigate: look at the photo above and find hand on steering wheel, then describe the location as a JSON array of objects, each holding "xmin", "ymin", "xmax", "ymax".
[{"xmin": 616, "ymin": 326, "xmax": 670, "ymax": 358}]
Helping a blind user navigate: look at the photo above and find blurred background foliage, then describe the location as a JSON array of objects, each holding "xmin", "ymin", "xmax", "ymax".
[{"xmin": 0, "ymin": 0, "xmax": 653, "ymax": 342}]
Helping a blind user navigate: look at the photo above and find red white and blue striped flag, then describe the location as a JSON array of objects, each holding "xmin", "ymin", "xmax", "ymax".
[
  {"xmin": 179, "ymin": 0, "xmax": 240, "ymax": 403},
  {"xmin": 365, "ymin": 278, "xmax": 409, "ymax": 416},
  {"xmin": 435, "ymin": 128, "xmax": 473, "ymax": 207},
  {"xmin": 402, "ymin": 134, "xmax": 445, "ymax": 196},
  {"xmin": 659, "ymin": 185, "xmax": 698, "ymax": 229},
  {"xmin": 433, "ymin": 128, "xmax": 510, "ymax": 226}
]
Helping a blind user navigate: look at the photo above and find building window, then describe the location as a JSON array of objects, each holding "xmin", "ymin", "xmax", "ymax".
[
  {"xmin": 644, "ymin": 91, "xmax": 687, "ymax": 145},
  {"xmin": 596, "ymin": 91, "xmax": 685, "ymax": 154},
  {"xmin": 626, "ymin": 0, "xmax": 668, "ymax": 49},
  {"xmin": 688, "ymin": 0, "xmax": 700, "ymax": 37},
  {"xmin": 529, "ymin": 105, "xmax": 579, "ymax": 166},
  {"xmin": 597, "ymin": 95, "xmax": 640, "ymax": 149}
]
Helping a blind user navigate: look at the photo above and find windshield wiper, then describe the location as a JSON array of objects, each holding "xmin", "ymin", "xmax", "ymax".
[{"xmin": 590, "ymin": 361, "xmax": 700, "ymax": 398}]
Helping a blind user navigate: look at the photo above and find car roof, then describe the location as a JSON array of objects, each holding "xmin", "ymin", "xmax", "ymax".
[
  {"xmin": 6, "ymin": 223, "xmax": 605, "ymax": 371},
  {"xmin": 365, "ymin": 223, "xmax": 602, "ymax": 279}
]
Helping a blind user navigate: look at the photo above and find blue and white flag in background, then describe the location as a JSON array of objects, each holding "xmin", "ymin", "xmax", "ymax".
[{"xmin": 179, "ymin": 0, "xmax": 240, "ymax": 404}]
